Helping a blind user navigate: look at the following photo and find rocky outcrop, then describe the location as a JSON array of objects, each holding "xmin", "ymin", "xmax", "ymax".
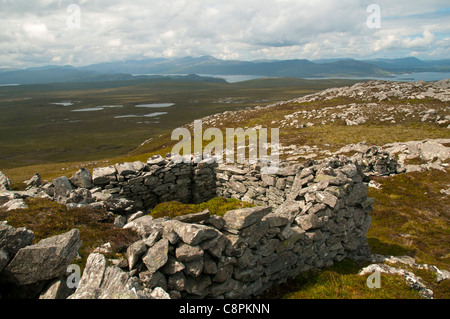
[
  {"xmin": 0, "ymin": 224, "xmax": 81, "ymax": 298},
  {"xmin": 335, "ymin": 139, "xmax": 450, "ymax": 175},
  {"xmin": 290, "ymin": 79, "xmax": 450, "ymax": 103},
  {"xmin": 2, "ymin": 229, "xmax": 81, "ymax": 286}
]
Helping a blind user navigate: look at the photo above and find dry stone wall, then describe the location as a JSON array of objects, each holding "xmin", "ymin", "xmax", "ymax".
[
  {"xmin": 64, "ymin": 154, "xmax": 373, "ymax": 299},
  {"xmin": 88, "ymin": 155, "xmax": 218, "ymax": 210}
]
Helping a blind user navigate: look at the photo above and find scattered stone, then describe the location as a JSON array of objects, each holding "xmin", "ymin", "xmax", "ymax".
[
  {"xmin": 1, "ymin": 198, "xmax": 28, "ymax": 211},
  {"xmin": 169, "ymin": 221, "xmax": 218, "ymax": 246},
  {"xmin": 39, "ymin": 278, "xmax": 73, "ymax": 299},
  {"xmin": 123, "ymin": 215, "xmax": 161, "ymax": 239},
  {"xmin": 174, "ymin": 210, "xmax": 211, "ymax": 223},
  {"xmin": 70, "ymin": 168, "xmax": 93, "ymax": 189},
  {"xmin": 359, "ymin": 263, "xmax": 433, "ymax": 299},
  {"xmin": 126, "ymin": 240, "xmax": 147, "ymax": 270},
  {"xmin": 150, "ymin": 287, "xmax": 170, "ymax": 299},
  {"xmin": 0, "ymin": 171, "xmax": 11, "ymax": 191},
  {"xmin": 0, "ymin": 222, "xmax": 35, "ymax": 260},
  {"xmin": 175, "ymin": 243, "xmax": 204, "ymax": 262},
  {"xmin": 127, "ymin": 211, "xmax": 145, "ymax": 223},
  {"xmin": 25, "ymin": 173, "xmax": 42, "ymax": 187},
  {"xmin": 52, "ymin": 176, "xmax": 73, "ymax": 201},
  {"xmin": 147, "ymin": 155, "xmax": 166, "ymax": 166}
]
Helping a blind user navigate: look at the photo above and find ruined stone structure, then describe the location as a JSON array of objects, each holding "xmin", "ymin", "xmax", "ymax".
[{"xmin": 63, "ymin": 154, "xmax": 373, "ymax": 299}]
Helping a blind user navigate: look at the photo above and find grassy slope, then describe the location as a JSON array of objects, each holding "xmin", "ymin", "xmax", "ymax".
[{"xmin": 1, "ymin": 79, "xmax": 449, "ymax": 299}]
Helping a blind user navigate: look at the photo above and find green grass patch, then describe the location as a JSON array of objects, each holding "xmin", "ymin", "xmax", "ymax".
[
  {"xmin": 149, "ymin": 197, "xmax": 255, "ymax": 219},
  {"xmin": 262, "ymin": 260, "xmax": 421, "ymax": 299},
  {"xmin": 281, "ymin": 123, "xmax": 450, "ymax": 153},
  {"xmin": 367, "ymin": 169, "xmax": 450, "ymax": 268}
]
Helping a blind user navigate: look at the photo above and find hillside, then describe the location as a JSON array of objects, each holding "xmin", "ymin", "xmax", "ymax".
[
  {"xmin": 4, "ymin": 56, "xmax": 450, "ymax": 85},
  {"xmin": 0, "ymin": 79, "xmax": 449, "ymax": 300},
  {"xmin": 131, "ymin": 79, "xmax": 450, "ymax": 160}
]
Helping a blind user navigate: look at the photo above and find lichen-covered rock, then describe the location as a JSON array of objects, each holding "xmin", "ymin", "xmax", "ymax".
[
  {"xmin": 1, "ymin": 198, "xmax": 28, "ymax": 211},
  {"xmin": 167, "ymin": 220, "xmax": 218, "ymax": 246},
  {"xmin": 52, "ymin": 176, "xmax": 73, "ymax": 201},
  {"xmin": 0, "ymin": 222, "xmax": 35, "ymax": 258},
  {"xmin": 123, "ymin": 215, "xmax": 161, "ymax": 239},
  {"xmin": 2, "ymin": 229, "xmax": 81, "ymax": 286},
  {"xmin": 0, "ymin": 171, "xmax": 11, "ymax": 191},
  {"xmin": 223, "ymin": 206, "xmax": 272, "ymax": 230},
  {"xmin": 141, "ymin": 239, "xmax": 169, "ymax": 274},
  {"xmin": 92, "ymin": 165, "xmax": 117, "ymax": 185},
  {"xmin": 70, "ymin": 168, "xmax": 93, "ymax": 189}
]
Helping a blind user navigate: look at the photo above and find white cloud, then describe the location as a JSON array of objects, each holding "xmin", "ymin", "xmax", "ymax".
[
  {"xmin": 403, "ymin": 30, "xmax": 435, "ymax": 48},
  {"xmin": 0, "ymin": 0, "xmax": 448, "ymax": 67},
  {"xmin": 22, "ymin": 22, "xmax": 55, "ymax": 41}
]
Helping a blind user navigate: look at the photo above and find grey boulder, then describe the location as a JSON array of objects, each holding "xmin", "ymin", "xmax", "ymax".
[
  {"xmin": 2, "ymin": 229, "xmax": 81, "ymax": 285},
  {"xmin": 0, "ymin": 170, "xmax": 11, "ymax": 191},
  {"xmin": 52, "ymin": 176, "xmax": 73, "ymax": 200},
  {"xmin": 0, "ymin": 222, "xmax": 35, "ymax": 257},
  {"xmin": 69, "ymin": 253, "xmax": 148, "ymax": 299},
  {"xmin": 1, "ymin": 198, "xmax": 28, "ymax": 211},
  {"xmin": 92, "ymin": 166, "xmax": 117, "ymax": 185},
  {"xmin": 223, "ymin": 206, "xmax": 272, "ymax": 230},
  {"xmin": 70, "ymin": 168, "xmax": 93, "ymax": 189}
]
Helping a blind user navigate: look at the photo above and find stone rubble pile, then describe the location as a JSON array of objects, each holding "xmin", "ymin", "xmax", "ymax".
[{"xmin": 335, "ymin": 139, "xmax": 450, "ymax": 175}]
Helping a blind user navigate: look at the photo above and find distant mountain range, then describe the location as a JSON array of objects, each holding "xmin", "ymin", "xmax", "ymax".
[{"xmin": 1, "ymin": 56, "xmax": 449, "ymax": 85}]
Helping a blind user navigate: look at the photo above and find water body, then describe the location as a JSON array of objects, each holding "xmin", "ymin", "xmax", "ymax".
[
  {"xmin": 198, "ymin": 74, "xmax": 266, "ymax": 83},
  {"xmin": 51, "ymin": 102, "xmax": 74, "ymax": 106},
  {"xmin": 114, "ymin": 112, "xmax": 168, "ymax": 119},
  {"xmin": 133, "ymin": 72, "xmax": 449, "ymax": 83},
  {"xmin": 144, "ymin": 112, "xmax": 167, "ymax": 117},
  {"xmin": 304, "ymin": 72, "xmax": 450, "ymax": 82},
  {"xmin": 132, "ymin": 73, "xmax": 265, "ymax": 83},
  {"xmin": 135, "ymin": 103, "xmax": 175, "ymax": 108},
  {"xmin": 99, "ymin": 105, "xmax": 123, "ymax": 108},
  {"xmin": 71, "ymin": 107, "xmax": 104, "ymax": 112}
]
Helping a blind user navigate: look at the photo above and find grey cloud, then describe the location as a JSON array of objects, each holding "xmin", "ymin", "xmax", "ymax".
[{"xmin": 0, "ymin": 0, "xmax": 448, "ymax": 67}]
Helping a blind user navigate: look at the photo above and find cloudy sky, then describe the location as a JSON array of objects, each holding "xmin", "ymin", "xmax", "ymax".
[{"xmin": 1, "ymin": 0, "xmax": 449, "ymax": 68}]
